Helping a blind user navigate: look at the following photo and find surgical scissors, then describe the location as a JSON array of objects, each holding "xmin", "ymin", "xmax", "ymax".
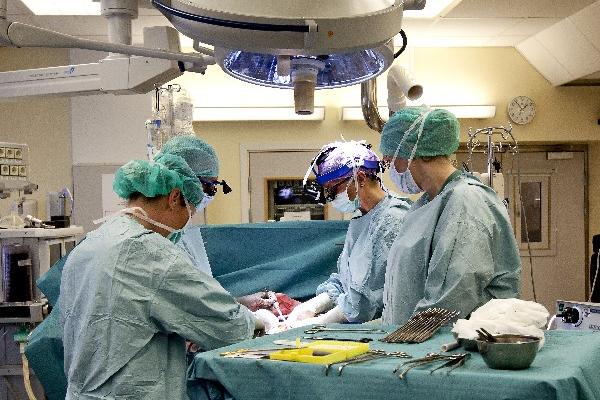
[{"xmin": 304, "ymin": 325, "xmax": 387, "ymax": 335}]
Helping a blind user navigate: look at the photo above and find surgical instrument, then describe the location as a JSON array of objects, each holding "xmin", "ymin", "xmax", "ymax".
[
  {"xmin": 322, "ymin": 350, "xmax": 411, "ymax": 376},
  {"xmin": 394, "ymin": 353, "xmax": 469, "ymax": 379},
  {"xmin": 381, "ymin": 308, "xmax": 460, "ymax": 343},
  {"xmin": 337, "ymin": 350, "xmax": 412, "ymax": 376},
  {"xmin": 302, "ymin": 336, "xmax": 372, "ymax": 343},
  {"xmin": 305, "ymin": 325, "xmax": 388, "ymax": 335},
  {"xmin": 264, "ymin": 289, "xmax": 285, "ymax": 321}
]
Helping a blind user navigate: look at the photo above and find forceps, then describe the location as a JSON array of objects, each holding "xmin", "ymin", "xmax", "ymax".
[{"xmin": 304, "ymin": 325, "xmax": 387, "ymax": 334}]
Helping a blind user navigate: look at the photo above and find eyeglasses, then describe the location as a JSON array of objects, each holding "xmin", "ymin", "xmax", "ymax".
[
  {"xmin": 199, "ymin": 178, "xmax": 233, "ymax": 196},
  {"xmin": 323, "ymin": 177, "xmax": 352, "ymax": 202}
]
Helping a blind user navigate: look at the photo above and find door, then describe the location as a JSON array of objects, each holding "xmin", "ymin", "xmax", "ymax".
[
  {"xmin": 248, "ymin": 150, "xmax": 344, "ymax": 222},
  {"xmin": 457, "ymin": 147, "xmax": 587, "ymax": 313}
]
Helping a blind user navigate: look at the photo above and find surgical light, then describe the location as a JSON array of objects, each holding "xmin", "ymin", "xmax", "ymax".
[{"xmin": 152, "ymin": 0, "xmax": 426, "ymax": 114}]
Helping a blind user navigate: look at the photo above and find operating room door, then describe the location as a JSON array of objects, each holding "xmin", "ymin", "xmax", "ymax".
[
  {"xmin": 248, "ymin": 150, "xmax": 344, "ymax": 222},
  {"xmin": 456, "ymin": 148, "xmax": 587, "ymax": 313}
]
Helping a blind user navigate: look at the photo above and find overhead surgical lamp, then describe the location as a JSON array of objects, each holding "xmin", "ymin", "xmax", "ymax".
[{"xmin": 153, "ymin": 0, "xmax": 426, "ymax": 114}]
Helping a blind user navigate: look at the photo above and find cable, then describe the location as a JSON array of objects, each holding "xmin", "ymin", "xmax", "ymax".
[
  {"xmin": 394, "ymin": 30, "xmax": 408, "ymax": 59},
  {"xmin": 19, "ymin": 342, "xmax": 39, "ymax": 400},
  {"xmin": 514, "ymin": 151, "xmax": 537, "ymax": 302},
  {"xmin": 589, "ymin": 254, "xmax": 599, "ymax": 302}
]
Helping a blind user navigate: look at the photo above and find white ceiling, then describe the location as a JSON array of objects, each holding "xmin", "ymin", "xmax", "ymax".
[{"xmin": 4, "ymin": 0, "xmax": 598, "ymax": 48}]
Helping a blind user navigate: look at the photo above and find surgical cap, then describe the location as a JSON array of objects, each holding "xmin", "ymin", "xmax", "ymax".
[
  {"xmin": 379, "ymin": 107, "xmax": 460, "ymax": 159},
  {"xmin": 159, "ymin": 135, "xmax": 219, "ymax": 177},
  {"xmin": 113, "ymin": 153, "xmax": 203, "ymax": 208},
  {"xmin": 314, "ymin": 141, "xmax": 380, "ymax": 185}
]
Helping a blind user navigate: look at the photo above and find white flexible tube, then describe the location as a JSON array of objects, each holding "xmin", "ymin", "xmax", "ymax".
[
  {"xmin": 19, "ymin": 342, "xmax": 39, "ymax": 400},
  {"xmin": 386, "ymin": 64, "xmax": 423, "ymax": 114}
]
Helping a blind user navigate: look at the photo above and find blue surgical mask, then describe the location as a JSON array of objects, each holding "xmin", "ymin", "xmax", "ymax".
[
  {"xmin": 330, "ymin": 180, "xmax": 360, "ymax": 213},
  {"xmin": 390, "ymin": 164, "xmax": 422, "ymax": 194}
]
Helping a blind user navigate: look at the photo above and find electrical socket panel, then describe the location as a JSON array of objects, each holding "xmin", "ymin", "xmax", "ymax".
[{"xmin": 0, "ymin": 142, "xmax": 31, "ymax": 191}]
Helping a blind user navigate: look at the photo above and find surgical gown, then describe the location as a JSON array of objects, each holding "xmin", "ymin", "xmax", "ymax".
[
  {"xmin": 59, "ymin": 215, "xmax": 255, "ymax": 400},
  {"xmin": 316, "ymin": 194, "xmax": 411, "ymax": 322},
  {"xmin": 382, "ymin": 173, "xmax": 521, "ymax": 325},
  {"xmin": 178, "ymin": 225, "xmax": 213, "ymax": 277}
]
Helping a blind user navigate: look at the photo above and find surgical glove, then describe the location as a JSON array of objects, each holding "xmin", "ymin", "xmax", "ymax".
[
  {"xmin": 237, "ymin": 291, "xmax": 276, "ymax": 312},
  {"xmin": 286, "ymin": 293, "xmax": 334, "ymax": 324},
  {"xmin": 253, "ymin": 309, "xmax": 280, "ymax": 333},
  {"xmin": 287, "ymin": 305, "xmax": 347, "ymax": 328}
]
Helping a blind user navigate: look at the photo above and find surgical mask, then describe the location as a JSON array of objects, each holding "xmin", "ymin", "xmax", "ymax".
[
  {"xmin": 330, "ymin": 180, "xmax": 360, "ymax": 213},
  {"xmin": 166, "ymin": 200, "xmax": 194, "ymax": 244},
  {"xmin": 197, "ymin": 194, "xmax": 215, "ymax": 211},
  {"xmin": 388, "ymin": 108, "xmax": 433, "ymax": 195},
  {"xmin": 390, "ymin": 164, "xmax": 422, "ymax": 194}
]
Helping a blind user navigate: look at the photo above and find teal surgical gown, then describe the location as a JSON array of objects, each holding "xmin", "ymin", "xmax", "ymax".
[
  {"xmin": 316, "ymin": 194, "xmax": 411, "ymax": 322},
  {"xmin": 59, "ymin": 215, "xmax": 255, "ymax": 400},
  {"xmin": 178, "ymin": 226, "xmax": 213, "ymax": 277},
  {"xmin": 382, "ymin": 173, "xmax": 521, "ymax": 324}
]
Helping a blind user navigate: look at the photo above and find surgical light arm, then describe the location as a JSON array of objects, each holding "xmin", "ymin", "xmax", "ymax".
[{"xmin": 0, "ymin": 20, "xmax": 215, "ymax": 98}]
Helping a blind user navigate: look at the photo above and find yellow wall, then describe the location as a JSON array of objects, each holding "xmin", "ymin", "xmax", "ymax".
[
  {"xmin": 177, "ymin": 47, "xmax": 600, "ymax": 227},
  {"xmin": 0, "ymin": 48, "xmax": 73, "ymax": 220}
]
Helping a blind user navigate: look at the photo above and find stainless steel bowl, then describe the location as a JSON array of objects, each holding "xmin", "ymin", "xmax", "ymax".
[{"xmin": 476, "ymin": 334, "xmax": 541, "ymax": 370}]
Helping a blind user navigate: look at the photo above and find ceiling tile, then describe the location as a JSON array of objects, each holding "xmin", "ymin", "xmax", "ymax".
[
  {"xmin": 427, "ymin": 18, "xmax": 521, "ymax": 37},
  {"xmin": 569, "ymin": 1, "xmax": 600, "ymax": 53},
  {"xmin": 408, "ymin": 36, "xmax": 496, "ymax": 47},
  {"xmin": 501, "ymin": 17, "xmax": 560, "ymax": 35},
  {"xmin": 516, "ymin": 36, "xmax": 574, "ymax": 85},
  {"xmin": 486, "ymin": 35, "xmax": 529, "ymax": 46},
  {"xmin": 446, "ymin": 0, "xmax": 596, "ymax": 18},
  {"xmin": 536, "ymin": 18, "xmax": 600, "ymax": 78}
]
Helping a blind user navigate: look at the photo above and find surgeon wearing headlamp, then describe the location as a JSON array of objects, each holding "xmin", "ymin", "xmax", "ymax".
[{"xmin": 286, "ymin": 141, "xmax": 411, "ymax": 326}]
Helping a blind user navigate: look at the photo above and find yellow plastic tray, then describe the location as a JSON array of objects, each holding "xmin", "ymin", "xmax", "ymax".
[{"xmin": 269, "ymin": 340, "xmax": 369, "ymax": 365}]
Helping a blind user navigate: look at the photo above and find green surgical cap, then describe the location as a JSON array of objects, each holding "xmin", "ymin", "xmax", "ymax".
[
  {"xmin": 159, "ymin": 135, "xmax": 219, "ymax": 177},
  {"xmin": 113, "ymin": 153, "xmax": 203, "ymax": 208},
  {"xmin": 379, "ymin": 107, "xmax": 460, "ymax": 159}
]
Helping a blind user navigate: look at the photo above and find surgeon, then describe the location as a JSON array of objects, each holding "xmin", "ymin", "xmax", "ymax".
[
  {"xmin": 158, "ymin": 135, "xmax": 276, "ymax": 311},
  {"xmin": 286, "ymin": 141, "xmax": 411, "ymax": 326},
  {"xmin": 59, "ymin": 152, "xmax": 262, "ymax": 400},
  {"xmin": 379, "ymin": 106, "xmax": 521, "ymax": 324}
]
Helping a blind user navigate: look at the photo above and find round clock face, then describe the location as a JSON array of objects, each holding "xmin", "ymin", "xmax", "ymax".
[{"xmin": 508, "ymin": 96, "xmax": 536, "ymax": 125}]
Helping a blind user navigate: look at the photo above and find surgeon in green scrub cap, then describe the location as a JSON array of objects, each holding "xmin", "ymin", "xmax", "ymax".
[
  {"xmin": 59, "ymin": 153, "xmax": 263, "ymax": 400},
  {"xmin": 379, "ymin": 106, "xmax": 521, "ymax": 324}
]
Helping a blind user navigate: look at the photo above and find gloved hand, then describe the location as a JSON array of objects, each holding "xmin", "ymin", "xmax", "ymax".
[
  {"xmin": 237, "ymin": 291, "xmax": 276, "ymax": 312},
  {"xmin": 285, "ymin": 293, "xmax": 334, "ymax": 325},
  {"xmin": 253, "ymin": 309, "xmax": 280, "ymax": 334},
  {"xmin": 286, "ymin": 305, "xmax": 347, "ymax": 329}
]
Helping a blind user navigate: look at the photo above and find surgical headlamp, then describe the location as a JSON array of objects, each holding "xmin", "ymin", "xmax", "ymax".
[{"xmin": 152, "ymin": 0, "xmax": 425, "ymax": 114}]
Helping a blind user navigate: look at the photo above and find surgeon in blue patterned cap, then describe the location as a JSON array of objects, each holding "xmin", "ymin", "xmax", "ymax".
[
  {"xmin": 286, "ymin": 140, "xmax": 412, "ymax": 327},
  {"xmin": 379, "ymin": 106, "xmax": 522, "ymax": 325}
]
